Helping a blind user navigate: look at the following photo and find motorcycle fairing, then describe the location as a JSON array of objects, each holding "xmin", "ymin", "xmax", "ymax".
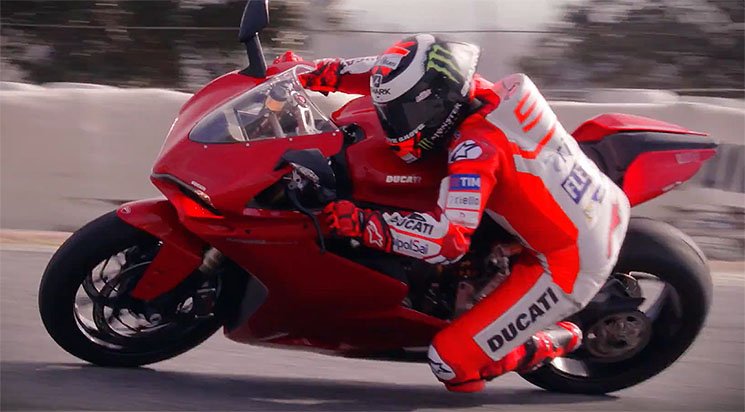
[
  {"xmin": 572, "ymin": 113, "xmax": 706, "ymax": 142},
  {"xmin": 116, "ymin": 199, "xmax": 207, "ymax": 301}
]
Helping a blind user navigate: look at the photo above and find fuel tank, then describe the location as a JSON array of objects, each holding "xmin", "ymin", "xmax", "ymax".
[{"xmin": 332, "ymin": 96, "xmax": 447, "ymax": 211}]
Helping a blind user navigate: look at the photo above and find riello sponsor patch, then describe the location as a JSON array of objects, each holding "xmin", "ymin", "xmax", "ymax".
[{"xmin": 446, "ymin": 192, "xmax": 481, "ymax": 211}]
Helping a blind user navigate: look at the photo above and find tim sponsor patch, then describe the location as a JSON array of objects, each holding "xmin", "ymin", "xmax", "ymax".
[{"xmin": 449, "ymin": 174, "xmax": 481, "ymax": 191}]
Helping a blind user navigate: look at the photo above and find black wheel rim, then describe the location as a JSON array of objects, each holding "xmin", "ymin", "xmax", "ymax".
[
  {"xmin": 546, "ymin": 271, "xmax": 685, "ymax": 380},
  {"xmin": 72, "ymin": 242, "xmax": 219, "ymax": 353}
]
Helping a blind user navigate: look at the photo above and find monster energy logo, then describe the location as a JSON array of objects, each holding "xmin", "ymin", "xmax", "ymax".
[
  {"xmin": 426, "ymin": 44, "xmax": 462, "ymax": 83},
  {"xmin": 418, "ymin": 138, "xmax": 434, "ymax": 150}
]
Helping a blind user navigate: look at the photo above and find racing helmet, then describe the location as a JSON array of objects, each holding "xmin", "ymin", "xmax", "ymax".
[{"xmin": 370, "ymin": 34, "xmax": 480, "ymax": 163}]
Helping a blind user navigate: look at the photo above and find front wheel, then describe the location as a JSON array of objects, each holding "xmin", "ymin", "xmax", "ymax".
[
  {"xmin": 38, "ymin": 210, "xmax": 240, "ymax": 367},
  {"xmin": 520, "ymin": 218, "xmax": 713, "ymax": 394}
]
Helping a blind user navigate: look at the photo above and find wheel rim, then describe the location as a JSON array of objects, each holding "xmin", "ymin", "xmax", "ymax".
[
  {"xmin": 547, "ymin": 271, "xmax": 685, "ymax": 379},
  {"xmin": 73, "ymin": 242, "xmax": 218, "ymax": 352}
]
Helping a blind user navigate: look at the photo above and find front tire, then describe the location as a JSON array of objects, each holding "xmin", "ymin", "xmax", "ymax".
[
  {"xmin": 520, "ymin": 217, "xmax": 713, "ymax": 394},
  {"xmin": 39, "ymin": 210, "xmax": 233, "ymax": 367}
]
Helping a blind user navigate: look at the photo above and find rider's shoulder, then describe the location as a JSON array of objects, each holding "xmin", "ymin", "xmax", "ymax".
[{"xmin": 492, "ymin": 73, "xmax": 542, "ymax": 102}]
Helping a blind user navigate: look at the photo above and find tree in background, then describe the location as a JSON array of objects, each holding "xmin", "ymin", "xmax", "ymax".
[
  {"xmin": 0, "ymin": 0, "xmax": 308, "ymax": 90},
  {"xmin": 519, "ymin": 0, "xmax": 744, "ymax": 95}
]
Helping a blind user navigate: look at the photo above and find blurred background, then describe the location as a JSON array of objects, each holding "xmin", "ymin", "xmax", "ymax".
[
  {"xmin": 0, "ymin": 0, "xmax": 744, "ymax": 260},
  {"xmin": 1, "ymin": 0, "xmax": 743, "ymax": 95}
]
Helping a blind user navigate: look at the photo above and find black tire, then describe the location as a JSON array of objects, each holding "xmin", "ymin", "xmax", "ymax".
[
  {"xmin": 39, "ymin": 210, "xmax": 233, "ymax": 367},
  {"xmin": 520, "ymin": 217, "xmax": 713, "ymax": 394}
]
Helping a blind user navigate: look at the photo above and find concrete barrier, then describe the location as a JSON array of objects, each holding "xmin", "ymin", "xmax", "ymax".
[{"xmin": 1, "ymin": 84, "xmax": 743, "ymax": 259}]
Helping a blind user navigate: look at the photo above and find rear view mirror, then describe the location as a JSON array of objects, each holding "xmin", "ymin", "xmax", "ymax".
[
  {"xmin": 238, "ymin": 0, "xmax": 269, "ymax": 42},
  {"xmin": 238, "ymin": 0, "xmax": 269, "ymax": 78}
]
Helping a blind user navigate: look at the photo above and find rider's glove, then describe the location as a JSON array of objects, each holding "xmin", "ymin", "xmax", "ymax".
[
  {"xmin": 323, "ymin": 201, "xmax": 391, "ymax": 252},
  {"xmin": 297, "ymin": 58, "xmax": 342, "ymax": 96}
]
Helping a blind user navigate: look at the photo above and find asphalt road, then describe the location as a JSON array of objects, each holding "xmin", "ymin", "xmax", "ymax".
[{"xmin": 1, "ymin": 248, "xmax": 743, "ymax": 411}]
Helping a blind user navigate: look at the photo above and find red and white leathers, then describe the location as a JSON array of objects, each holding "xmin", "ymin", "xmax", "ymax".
[{"xmin": 293, "ymin": 53, "xmax": 631, "ymax": 391}]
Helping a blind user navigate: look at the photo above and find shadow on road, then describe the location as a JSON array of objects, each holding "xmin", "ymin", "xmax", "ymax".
[{"xmin": 1, "ymin": 361, "xmax": 614, "ymax": 411}]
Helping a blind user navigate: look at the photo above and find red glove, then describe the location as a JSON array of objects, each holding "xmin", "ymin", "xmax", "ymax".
[
  {"xmin": 297, "ymin": 58, "xmax": 343, "ymax": 94},
  {"xmin": 324, "ymin": 200, "xmax": 365, "ymax": 238},
  {"xmin": 273, "ymin": 51, "xmax": 305, "ymax": 65},
  {"xmin": 323, "ymin": 201, "xmax": 391, "ymax": 251}
]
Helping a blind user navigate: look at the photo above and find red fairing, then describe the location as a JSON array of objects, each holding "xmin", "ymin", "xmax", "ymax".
[
  {"xmin": 116, "ymin": 199, "xmax": 207, "ymax": 301},
  {"xmin": 333, "ymin": 96, "xmax": 447, "ymax": 211},
  {"xmin": 622, "ymin": 149, "xmax": 716, "ymax": 206},
  {"xmin": 573, "ymin": 113, "xmax": 707, "ymax": 142},
  {"xmin": 154, "ymin": 70, "xmax": 343, "ymax": 217}
]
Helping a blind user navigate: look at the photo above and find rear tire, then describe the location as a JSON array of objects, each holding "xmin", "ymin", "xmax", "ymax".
[
  {"xmin": 520, "ymin": 217, "xmax": 713, "ymax": 394},
  {"xmin": 39, "ymin": 210, "xmax": 237, "ymax": 367}
]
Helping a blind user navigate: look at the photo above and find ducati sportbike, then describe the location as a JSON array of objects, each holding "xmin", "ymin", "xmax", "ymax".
[{"xmin": 39, "ymin": 0, "xmax": 716, "ymax": 394}]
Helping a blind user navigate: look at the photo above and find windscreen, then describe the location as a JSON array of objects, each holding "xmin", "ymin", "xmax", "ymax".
[{"xmin": 189, "ymin": 66, "xmax": 338, "ymax": 143}]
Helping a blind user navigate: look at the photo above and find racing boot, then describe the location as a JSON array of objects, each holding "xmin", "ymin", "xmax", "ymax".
[
  {"xmin": 443, "ymin": 321, "xmax": 582, "ymax": 393},
  {"xmin": 481, "ymin": 321, "xmax": 582, "ymax": 378}
]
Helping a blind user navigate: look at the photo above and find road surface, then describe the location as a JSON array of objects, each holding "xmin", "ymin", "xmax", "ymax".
[{"xmin": 1, "ymin": 248, "xmax": 743, "ymax": 411}]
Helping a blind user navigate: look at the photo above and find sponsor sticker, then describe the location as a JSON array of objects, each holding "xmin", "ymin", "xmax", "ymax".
[
  {"xmin": 391, "ymin": 123, "xmax": 425, "ymax": 143},
  {"xmin": 444, "ymin": 209, "xmax": 480, "ymax": 229},
  {"xmin": 449, "ymin": 140, "xmax": 483, "ymax": 163},
  {"xmin": 473, "ymin": 275, "xmax": 574, "ymax": 360},
  {"xmin": 591, "ymin": 184, "xmax": 606, "ymax": 203},
  {"xmin": 446, "ymin": 193, "xmax": 481, "ymax": 210},
  {"xmin": 378, "ymin": 54, "xmax": 404, "ymax": 70},
  {"xmin": 449, "ymin": 174, "xmax": 481, "ymax": 191},
  {"xmin": 561, "ymin": 162, "xmax": 592, "ymax": 204},
  {"xmin": 386, "ymin": 175, "xmax": 422, "ymax": 184},
  {"xmin": 392, "ymin": 235, "xmax": 431, "ymax": 257},
  {"xmin": 372, "ymin": 88, "xmax": 391, "ymax": 96},
  {"xmin": 372, "ymin": 74, "xmax": 383, "ymax": 88},
  {"xmin": 390, "ymin": 213, "xmax": 435, "ymax": 236}
]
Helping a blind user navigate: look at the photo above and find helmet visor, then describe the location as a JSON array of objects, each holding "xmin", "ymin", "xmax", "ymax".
[{"xmin": 374, "ymin": 85, "xmax": 448, "ymax": 145}]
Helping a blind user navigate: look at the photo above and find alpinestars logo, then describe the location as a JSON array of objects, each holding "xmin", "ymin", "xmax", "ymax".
[
  {"xmin": 366, "ymin": 223, "xmax": 385, "ymax": 248},
  {"xmin": 449, "ymin": 140, "xmax": 483, "ymax": 163},
  {"xmin": 484, "ymin": 286, "xmax": 561, "ymax": 352},
  {"xmin": 428, "ymin": 346, "xmax": 456, "ymax": 381},
  {"xmin": 426, "ymin": 44, "xmax": 462, "ymax": 83}
]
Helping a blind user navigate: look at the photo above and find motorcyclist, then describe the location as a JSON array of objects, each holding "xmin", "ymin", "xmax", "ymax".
[{"xmin": 287, "ymin": 34, "xmax": 631, "ymax": 393}]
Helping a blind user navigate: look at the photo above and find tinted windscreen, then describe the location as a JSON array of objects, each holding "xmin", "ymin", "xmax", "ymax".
[{"xmin": 190, "ymin": 66, "xmax": 338, "ymax": 143}]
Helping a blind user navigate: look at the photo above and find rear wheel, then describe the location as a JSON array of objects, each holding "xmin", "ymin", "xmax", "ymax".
[
  {"xmin": 39, "ymin": 210, "xmax": 242, "ymax": 367},
  {"xmin": 520, "ymin": 218, "xmax": 713, "ymax": 394}
]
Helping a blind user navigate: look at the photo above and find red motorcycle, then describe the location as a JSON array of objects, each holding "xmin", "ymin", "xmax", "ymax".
[{"xmin": 39, "ymin": 0, "xmax": 717, "ymax": 394}]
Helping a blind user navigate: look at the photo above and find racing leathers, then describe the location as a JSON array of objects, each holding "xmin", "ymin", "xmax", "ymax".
[{"xmin": 292, "ymin": 52, "xmax": 631, "ymax": 392}]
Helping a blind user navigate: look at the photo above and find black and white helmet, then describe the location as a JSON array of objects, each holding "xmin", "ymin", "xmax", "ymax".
[{"xmin": 370, "ymin": 34, "xmax": 480, "ymax": 163}]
